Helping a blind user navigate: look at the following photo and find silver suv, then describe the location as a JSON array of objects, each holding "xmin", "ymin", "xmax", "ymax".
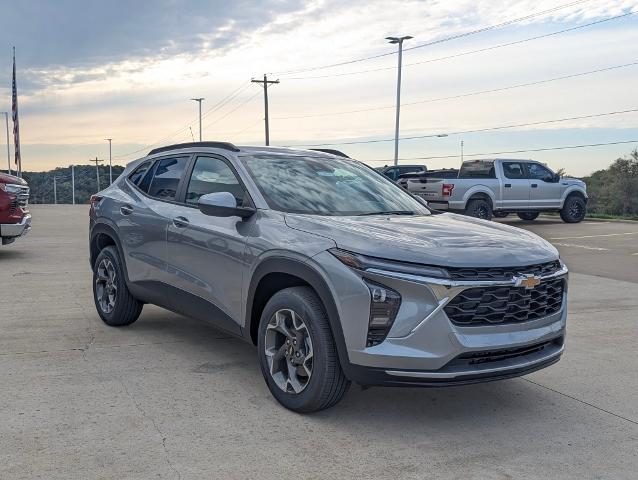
[{"xmin": 89, "ymin": 142, "xmax": 568, "ymax": 412}]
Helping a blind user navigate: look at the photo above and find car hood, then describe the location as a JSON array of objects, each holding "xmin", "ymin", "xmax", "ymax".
[
  {"xmin": 284, "ymin": 212, "xmax": 558, "ymax": 267},
  {"xmin": 0, "ymin": 172, "xmax": 27, "ymax": 186}
]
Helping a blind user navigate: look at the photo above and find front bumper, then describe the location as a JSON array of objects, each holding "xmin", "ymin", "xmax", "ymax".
[
  {"xmin": 0, "ymin": 213, "xmax": 31, "ymax": 238},
  {"xmin": 315, "ymin": 252, "xmax": 568, "ymax": 386}
]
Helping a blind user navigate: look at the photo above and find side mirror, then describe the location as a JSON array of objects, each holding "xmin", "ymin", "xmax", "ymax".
[
  {"xmin": 198, "ymin": 192, "xmax": 255, "ymax": 218},
  {"xmin": 553, "ymin": 173, "xmax": 561, "ymax": 183}
]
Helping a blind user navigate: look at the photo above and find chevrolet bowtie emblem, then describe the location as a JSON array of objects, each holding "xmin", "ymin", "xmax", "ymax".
[{"xmin": 514, "ymin": 274, "xmax": 541, "ymax": 289}]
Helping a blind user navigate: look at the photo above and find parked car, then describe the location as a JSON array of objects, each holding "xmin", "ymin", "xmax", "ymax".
[
  {"xmin": 376, "ymin": 164, "xmax": 427, "ymax": 181},
  {"xmin": 89, "ymin": 142, "xmax": 568, "ymax": 412},
  {"xmin": 0, "ymin": 172, "xmax": 31, "ymax": 245},
  {"xmin": 397, "ymin": 158, "xmax": 588, "ymax": 222}
]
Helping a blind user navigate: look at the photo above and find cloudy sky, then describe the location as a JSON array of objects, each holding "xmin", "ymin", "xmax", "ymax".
[{"xmin": 1, "ymin": 0, "xmax": 637, "ymax": 175}]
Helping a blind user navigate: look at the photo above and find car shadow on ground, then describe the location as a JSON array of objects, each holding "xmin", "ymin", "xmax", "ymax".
[{"xmin": 121, "ymin": 309, "xmax": 557, "ymax": 429}]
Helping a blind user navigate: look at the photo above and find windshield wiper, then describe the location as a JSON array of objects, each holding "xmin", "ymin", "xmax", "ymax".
[{"xmin": 356, "ymin": 210, "xmax": 415, "ymax": 216}]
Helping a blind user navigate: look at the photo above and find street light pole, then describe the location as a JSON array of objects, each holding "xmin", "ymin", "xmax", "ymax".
[
  {"xmin": 190, "ymin": 98, "xmax": 204, "ymax": 141},
  {"xmin": 1, "ymin": 112, "xmax": 10, "ymax": 175},
  {"xmin": 386, "ymin": 35, "xmax": 412, "ymax": 166},
  {"xmin": 105, "ymin": 138, "xmax": 112, "ymax": 184}
]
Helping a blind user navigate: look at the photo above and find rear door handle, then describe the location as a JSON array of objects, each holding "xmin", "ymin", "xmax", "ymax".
[
  {"xmin": 531, "ymin": 183, "xmax": 538, "ymax": 188},
  {"xmin": 172, "ymin": 216, "xmax": 190, "ymax": 228},
  {"xmin": 120, "ymin": 205, "xmax": 134, "ymax": 215},
  {"xmin": 504, "ymin": 183, "xmax": 512, "ymax": 188}
]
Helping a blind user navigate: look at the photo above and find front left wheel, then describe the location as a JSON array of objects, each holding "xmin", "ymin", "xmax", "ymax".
[
  {"xmin": 93, "ymin": 246, "xmax": 143, "ymax": 326},
  {"xmin": 257, "ymin": 287, "xmax": 350, "ymax": 413}
]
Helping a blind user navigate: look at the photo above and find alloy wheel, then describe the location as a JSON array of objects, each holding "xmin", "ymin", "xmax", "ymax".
[
  {"xmin": 264, "ymin": 308, "xmax": 314, "ymax": 394},
  {"xmin": 95, "ymin": 258, "xmax": 117, "ymax": 314}
]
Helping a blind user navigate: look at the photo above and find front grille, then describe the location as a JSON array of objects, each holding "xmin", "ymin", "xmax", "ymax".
[
  {"xmin": 444, "ymin": 278, "xmax": 565, "ymax": 326},
  {"xmin": 447, "ymin": 337, "xmax": 564, "ymax": 368},
  {"xmin": 8, "ymin": 199, "xmax": 18, "ymax": 215},
  {"xmin": 447, "ymin": 260, "xmax": 561, "ymax": 281}
]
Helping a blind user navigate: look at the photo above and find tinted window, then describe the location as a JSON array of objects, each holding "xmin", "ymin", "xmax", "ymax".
[
  {"xmin": 399, "ymin": 166, "xmax": 423, "ymax": 175},
  {"xmin": 384, "ymin": 168, "xmax": 398, "ymax": 180},
  {"xmin": 128, "ymin": 161, "xmax": 152, "ymax": 185},
  {"xmin": 240, "ymin": 155, "xmax": 430, "ymax": 216},
  {"xmin": 458, "ymin": 160, "xmax": 495, "ymax": 178},
  {"xmin": 186, "ymin": 156, "xmax": 245, "ymax": 206},
  {"xmin": 137, "ymin": 162, "xmax": 156, "ymax": 193},
  {"xmin": 502, "ymin": 162, "xmax": 526, "ymax": 179},
  {"xmin": 147, "ymin": 157, "xmax": 188, "ymax": 200},
  {"xmin": 527, "ymin": 163, "xmax": 553, "ymax": 181}
]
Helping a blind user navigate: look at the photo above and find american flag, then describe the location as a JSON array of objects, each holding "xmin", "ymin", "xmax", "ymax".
[{"xmin": 11, "ymin": 47, "xmax": 21, "ymax": 174}]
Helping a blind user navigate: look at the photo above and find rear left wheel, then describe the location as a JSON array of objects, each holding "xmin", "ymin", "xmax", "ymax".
[
  {"xmin": 93, "ymin": 246, "xmax": 143, "ymax": 326},
  {"xmin": 257, "ymin": 287, "xmax": 350, "ymax": 412},
  {"xmin": 465, "ymin": 198, "xmax": 493, "ymax": 221}
]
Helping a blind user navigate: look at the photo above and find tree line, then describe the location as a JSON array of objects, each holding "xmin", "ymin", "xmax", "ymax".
[{"xmin": 3, "ymin": 150, "xmax": 638, "ymax": 217}]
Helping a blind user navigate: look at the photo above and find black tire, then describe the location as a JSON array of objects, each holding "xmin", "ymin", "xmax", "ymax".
[
  {"xmin": 560, "ymin": 195, "xmax": 587, "ymax": 223},
  {"xmin": 465, "ymin": 198, "xmax": 493, "ymax": 221},
  {"xmin": 493, "ymin": 212, "xmax": 509, "ymax": 218},
  {"xmin": 92, "ymin": 246, "xmax": 143, "ymax": 326},
  {"xmin": 517, "ymin": 212, "xmax": 540, "ymax": 221},
  {"xmin": 257, "ymin": 286, "xmax": 350, "ymax": 413}
]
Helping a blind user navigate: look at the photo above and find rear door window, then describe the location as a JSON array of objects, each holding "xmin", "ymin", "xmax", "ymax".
[
  {"xmin": 128, "ymin": 161, "xmax": 152, "ymax": 185},
  {"xmin": 502, "ymin": 162, "xmax": 526, "ymax": 179},
  {"xmin": 458, "ymin": 160, "xmax": 495, "ymax": 178},
  {"xmin": 147, "ymin": 156, "xmax": 189, "ymax": 201}
]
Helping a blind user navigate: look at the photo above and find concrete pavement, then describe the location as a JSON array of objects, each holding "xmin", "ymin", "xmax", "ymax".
[{"xmin": 1, "ymin": 205, "xmax": 637, "ymax": 479}]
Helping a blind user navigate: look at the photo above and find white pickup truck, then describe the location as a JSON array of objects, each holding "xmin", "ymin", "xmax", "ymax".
[{"xmin": 398, "ymin": 158, "xmax": 588, "ymax": 223}]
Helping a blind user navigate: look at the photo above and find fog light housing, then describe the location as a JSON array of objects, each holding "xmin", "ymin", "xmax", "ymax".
[{"xmin": 364, "ymin": 279, "xmax": 401, "ymax": 347}]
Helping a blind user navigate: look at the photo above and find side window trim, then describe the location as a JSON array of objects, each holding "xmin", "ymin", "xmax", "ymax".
[{"xmin": 179, "ymin": 153, "xmax": 255, "ymax": 209}]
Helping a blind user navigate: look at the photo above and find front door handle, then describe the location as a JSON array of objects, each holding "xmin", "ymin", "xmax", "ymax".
[
  {"xmin": 120, "ymin": 205, "xmax": 134, "ymax": 215},
  {"xmin": 172, "ymin": 216, "xmax": 190, "ymax": 228},
  {"xmin": 531, "ymin": 183, "xmax": 538, "ymax": 188},
  {"xmin": 504, "ymin": 183, "xmax": 512, "ymax": 188}
]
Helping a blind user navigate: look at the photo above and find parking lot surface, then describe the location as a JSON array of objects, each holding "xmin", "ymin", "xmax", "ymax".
[{"xmin": 1, "ymin": 205, "xmax": 637, "ymax": 479}]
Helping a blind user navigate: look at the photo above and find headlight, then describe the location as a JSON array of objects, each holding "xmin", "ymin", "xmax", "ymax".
[
  {"xmin": 363, "ymin": 279, "xmax": 401, "ymax": 347},
  {"xmin": 329, "ymin": 248, "xmax": 450, "ymax": 279},
  {"xmin": 0, "ymin": 183, "xmax": 24, "ymax": 194}
]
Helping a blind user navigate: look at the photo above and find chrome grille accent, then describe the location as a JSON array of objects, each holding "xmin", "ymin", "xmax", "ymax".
[{"xmin": 447, "ymin": 260, "xmax": 562, "ymax": 281}]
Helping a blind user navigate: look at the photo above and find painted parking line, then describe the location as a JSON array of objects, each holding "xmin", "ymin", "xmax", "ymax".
[
  {"xmin": 550, "ymin": 232, "xmax": 638, "ymax": 240},
  {"xmin": 553, "ymin": 243, "xmax": 610, "ymax": 251}
]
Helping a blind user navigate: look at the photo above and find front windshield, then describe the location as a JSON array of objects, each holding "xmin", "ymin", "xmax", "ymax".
[{"xmin": 240, "ymin": 154, "xmax": 430, "ymax": 216}]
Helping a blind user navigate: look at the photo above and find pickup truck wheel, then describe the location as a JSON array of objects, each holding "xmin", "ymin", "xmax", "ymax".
[
  {"xmin": 517, "ymin": 212, "xmax": 539, "ymax": 221},
  {"xmin": 258, "ymin": 286, "xmax": 350, "ymax": 413},
  {"xmin": 493, "ymin": 212, "xmax": 509, "ymax": 218},
  {"xmin": 465, "ymin": 199, "xmax": 493, "ymax": 221},
  {"xmin": 560, "ymin": 196, "xmax": 587, "ymax": 223},
  {"xmin": 92, "ymin": 246, "xmax": 143, "ymax": 326}
]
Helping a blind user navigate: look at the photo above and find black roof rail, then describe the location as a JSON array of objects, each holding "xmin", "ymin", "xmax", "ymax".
[
  {"xmin": 309, "ymin": 148, "xmax": 350, "ymax": 158},
  {"xmin": 148, "ymin": 141, "xmax": 240, "ymax": 156}
]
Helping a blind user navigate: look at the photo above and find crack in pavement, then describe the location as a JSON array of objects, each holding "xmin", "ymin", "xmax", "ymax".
[
  {"xmin": 522, "ymin": 378, "xmax": 638, "ymax": 427},
  {"xmin": 120, "ymin": 379, "xmax": 182, "ymax": 480}
]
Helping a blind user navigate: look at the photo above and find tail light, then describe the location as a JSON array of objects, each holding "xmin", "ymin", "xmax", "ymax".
[
  {"xmin": 89, "ymin": 195, "xmax": 103, "ymax": 213},
  {"xmin": 442, "ymin": 183, "xmax": 455, "ymax": 197}
]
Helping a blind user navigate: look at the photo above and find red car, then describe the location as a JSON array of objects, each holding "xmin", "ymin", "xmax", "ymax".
[{"xmin": 0, "ymin": 172, "xmax": 31, "ymax": 245}]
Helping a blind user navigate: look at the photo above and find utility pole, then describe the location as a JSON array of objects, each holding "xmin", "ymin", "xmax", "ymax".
[
  {"xmin": 90, "ymin": 157, "xmax": 104, "ymax": 192},
  {"xmin": 53, "ymin": 176, "xmax": 57, "ymax": 204},
  {"xmin": 190, "ymin": 98, "xmax": 204, "ymax": 141},
  {"xmin": 105, "ymin": 138, "xmax": 112, "ymax": 184},
  {"xmin": 251, "ymin": 74, "xmax": 279, "ymax": 146},
  {"xmin": 387, "ymin": 35, "xmax": 412, "ymax": 166},
  {"xmin": 461, "ymin": 140, "xmax": 464, "ymax": 162},
  {"xmin": 71, "ymin": 165, "xmax": 75, "ymax": 205},
  {"xmin": 1, "ymin": 112, "xmax": 10, "ymax": 175}
]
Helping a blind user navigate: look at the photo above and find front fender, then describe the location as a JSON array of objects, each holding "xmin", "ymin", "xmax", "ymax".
[{"xmin": 560, "ymin": 186, "xmax": 588, "ymax": 207}]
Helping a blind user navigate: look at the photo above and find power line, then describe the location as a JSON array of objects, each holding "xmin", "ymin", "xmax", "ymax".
[
  {"xmin": 201, "ymin": 90, "xmax": 262, "ymax": 131},
  {"xmin": 365, "ymin": 139, "xmax": 638, "ymax": 163},
  {"xmin": 274, "ymin": 60, "xmax": 638, "ymax": 120},
  {"xmin": 286, "ymin": 12, "xmax": 635, "ymax": 80},
  {"xmin": 274, "ymin": 0, "xmax": 591, "ymax": 76},
  {"xmin": 286, "ymin": 108, "xmax": 638, "ymax": 147}
]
